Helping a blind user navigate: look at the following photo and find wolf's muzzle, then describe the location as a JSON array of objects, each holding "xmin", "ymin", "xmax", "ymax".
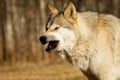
[
  {"xmin": 39, "ymin": 35, "xmax": 59, "ymax": 52},
  {"xmin": 39, "ymin": 36, "xmax": 47, "ymax": 44}
]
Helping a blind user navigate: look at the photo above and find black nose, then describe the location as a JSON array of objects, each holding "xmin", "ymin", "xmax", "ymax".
[{"xmin": 39, "ymin": 36, "xmax": 47, "ymax": 44}]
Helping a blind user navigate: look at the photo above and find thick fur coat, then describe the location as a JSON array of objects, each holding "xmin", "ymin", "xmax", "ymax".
[{"xmin": 39, "ymin": 2, "xmax": 120, "ymax": 80}]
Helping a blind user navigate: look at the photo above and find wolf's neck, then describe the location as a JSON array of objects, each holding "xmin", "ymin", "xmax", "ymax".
[
  {"xmin": 64, "ymin": 35, "xmax": 95, "ymax": 71},
  {"xmin": 76, "ymin": 13, "xmax": 96, "ymax": 41}
]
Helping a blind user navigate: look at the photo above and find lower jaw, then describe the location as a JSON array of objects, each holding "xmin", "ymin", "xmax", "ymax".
[{"xmin": 45, "ymin": 48, "xmax": 56, "ymax": 53}]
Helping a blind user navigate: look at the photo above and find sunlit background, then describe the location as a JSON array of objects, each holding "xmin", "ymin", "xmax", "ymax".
[{"xmin": 0, "ymin": 0, "xmax": 120, "ymax": 80}]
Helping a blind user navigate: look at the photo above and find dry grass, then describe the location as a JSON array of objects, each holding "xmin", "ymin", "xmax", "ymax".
[{"xmin": 0, "ymin": 60, "xmax": 87, "ymax": 80}]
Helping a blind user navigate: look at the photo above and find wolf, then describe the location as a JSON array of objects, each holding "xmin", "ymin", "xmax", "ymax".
[{"xmin": 39, "ymin": 2, "xmax": 120, "ymax": 80}]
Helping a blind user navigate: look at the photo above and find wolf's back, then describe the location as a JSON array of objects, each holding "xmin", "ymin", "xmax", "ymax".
[{"xmin": 80, "ymin": 12, "xmax": 120, "ymax": 77}]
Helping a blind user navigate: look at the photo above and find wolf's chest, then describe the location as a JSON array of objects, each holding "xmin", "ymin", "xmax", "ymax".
[{"xmin": 71, "ymin": 55, "xmax": 90, "ymax": 71}]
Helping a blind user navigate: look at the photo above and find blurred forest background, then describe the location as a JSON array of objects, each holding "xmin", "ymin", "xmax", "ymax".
[{"xmin": 0, "ymin": 0, "xmax": 120, "ymax": 64}]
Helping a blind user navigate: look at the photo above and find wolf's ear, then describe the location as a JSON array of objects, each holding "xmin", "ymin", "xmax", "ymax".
[
  {"xmin": 64, "ymin": 2, "xmax": 77, "ymax": 24},
  {"xmin": 48, "ymin": 4, "xmax": 58, "ymax": 14}
]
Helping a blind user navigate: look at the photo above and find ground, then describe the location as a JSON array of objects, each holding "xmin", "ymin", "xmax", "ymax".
[{"xmin": 0, "ymin": 60, "xmax": 87, "ymax": 80}]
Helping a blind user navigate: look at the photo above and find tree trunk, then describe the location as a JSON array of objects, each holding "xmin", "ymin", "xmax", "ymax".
[
  {"xmin": 0, "ymin": 0, "xmax": 7, "ymax": 62},
  {"xmin": 113, "ymin": 0, "xmax": 120, "ymax": 17}
]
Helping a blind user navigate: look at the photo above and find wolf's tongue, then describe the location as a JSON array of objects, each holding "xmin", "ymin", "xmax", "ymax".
[{"xmin": 48, "ymin": 44, "xmax": 52, "ymax": 49}]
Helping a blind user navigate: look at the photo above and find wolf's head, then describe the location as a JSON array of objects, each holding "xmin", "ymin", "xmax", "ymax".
[{"xmin": 39, "ymin": 2, "xmax": 79, "ymax": 56}]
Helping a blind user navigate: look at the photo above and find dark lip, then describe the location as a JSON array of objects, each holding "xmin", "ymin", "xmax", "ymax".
[{"xmin": 46, "ymin": 40, "xmax": 59, "ymax": 52}]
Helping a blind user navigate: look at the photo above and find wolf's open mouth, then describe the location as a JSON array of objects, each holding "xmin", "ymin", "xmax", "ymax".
[{"xmin": 46, "ymin": 40, "xmax": 59, "ymax": 52}]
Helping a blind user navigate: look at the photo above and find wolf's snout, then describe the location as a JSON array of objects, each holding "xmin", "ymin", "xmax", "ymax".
[{"xmin": 39, "ymin": 36, "xmax": 47, "ymax": 44}]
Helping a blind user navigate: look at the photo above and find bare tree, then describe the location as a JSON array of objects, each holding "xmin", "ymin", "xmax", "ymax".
[
  {"xmin": 0, "ymin": 0, "xmax": 120, "ymax": 64},
  {"xmin": 0, "ymin": 0, "xmax": 7, "ymax": 62}
]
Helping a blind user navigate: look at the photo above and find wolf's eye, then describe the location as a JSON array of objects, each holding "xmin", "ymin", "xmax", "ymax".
[{"xmin": 54, "ymin": 27, "xmax": 59, "ymax": 30}]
